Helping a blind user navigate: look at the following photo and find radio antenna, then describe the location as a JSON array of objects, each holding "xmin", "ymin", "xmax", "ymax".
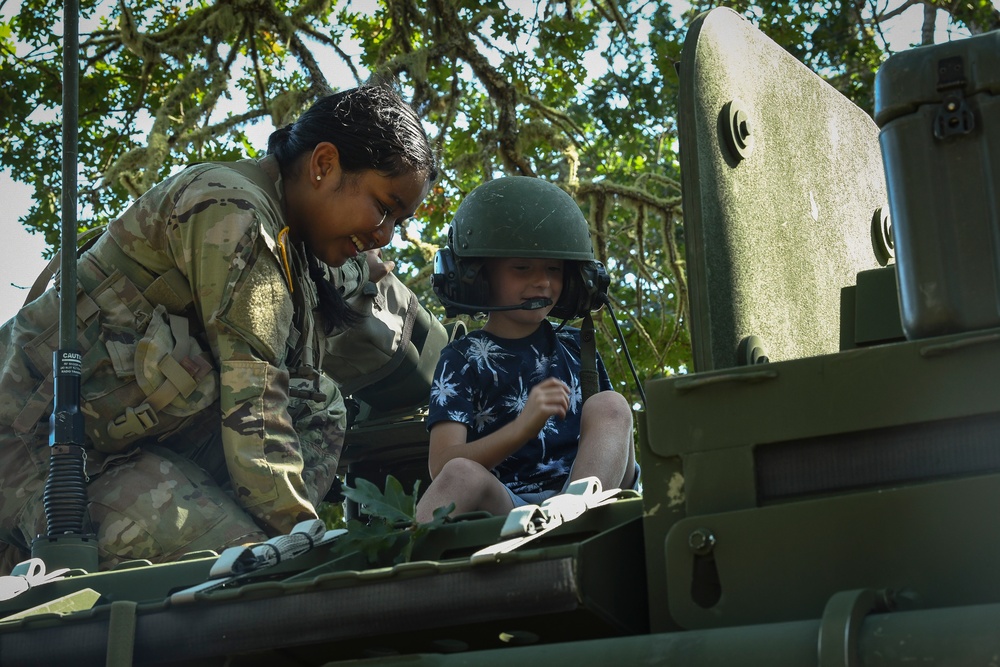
[{"xmin": 30, "ymin": 0, "xmax": 98, "ymax": 572}]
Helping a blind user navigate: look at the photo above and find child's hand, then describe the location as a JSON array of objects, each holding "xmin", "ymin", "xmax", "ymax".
[
  {"xmin": 364, "ymin": 248, "xmax": 396, "ymax": 282},
  {"xmin": 517, "ymin": 377, "xmax": 570, "ymax": 435}
]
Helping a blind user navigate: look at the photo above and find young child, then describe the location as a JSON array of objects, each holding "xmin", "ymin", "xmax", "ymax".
[{"xmin": 416, "ymin": 177, "xmax": 637, "ymax": 522}]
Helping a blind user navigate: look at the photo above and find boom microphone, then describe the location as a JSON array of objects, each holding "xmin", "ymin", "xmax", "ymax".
[{"xmin": 435, "ymin": 294, "xmax": 553, "ymax": 313}]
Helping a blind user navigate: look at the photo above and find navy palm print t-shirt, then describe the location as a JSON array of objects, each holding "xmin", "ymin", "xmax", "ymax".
[{"xmin": 427, "ymin": 320, "xmax": 612, "ymax": 496}]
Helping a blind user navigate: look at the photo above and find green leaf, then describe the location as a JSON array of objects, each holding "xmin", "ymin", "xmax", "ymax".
[
  {"xmin": 381, "ymin": 474, "xmax": 416, "ymax": 519},
  {"xmin": 341, "ymin": 475, "xmax": 415, "ymax": 524},
  {"xmin": 330, "ymin": 518, "xmax": 405, "ymax": 565},
  {"xmin": 431, "ymin": 502, "xmax": 456, "ymax": 523}
]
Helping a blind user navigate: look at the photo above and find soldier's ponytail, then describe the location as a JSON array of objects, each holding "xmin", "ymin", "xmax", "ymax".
[
  {"xmin": 306, "ymin": 252, "xmax": 362, "ymax": 333},
  {"xmin": 266, "ymin": 124, "xmax": 295, "ymax": 156}
]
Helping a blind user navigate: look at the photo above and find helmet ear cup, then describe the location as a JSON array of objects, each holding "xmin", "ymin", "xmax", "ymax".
[
  {"xmin": 432, "ymin": 248, "xmax": 490, "ymax": 316},
  {"xmin": 551, "ymin": 261, "xmax": 610, "ymax": 320},
  {"xmin": 463, "ymin": 259, "xmax": 490, "ymax": 309},
  {"xmin": 431, "ymin": 247, "xmax": 458, "ymax": 307}
]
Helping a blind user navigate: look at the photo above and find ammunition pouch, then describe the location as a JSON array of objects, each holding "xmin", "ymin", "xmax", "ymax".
[
  {"xmin": 19, "ymin": 231, "xmax": 219, "ymax": 453},
  {"xmin": 103, "ymin": 305, "xmax": 216, "ymax": 444}
]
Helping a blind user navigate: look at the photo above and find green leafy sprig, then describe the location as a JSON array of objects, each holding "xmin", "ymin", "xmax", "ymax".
[{"xmin": 337, "ymin": 475, "xmax": 454, "ymax": 565}]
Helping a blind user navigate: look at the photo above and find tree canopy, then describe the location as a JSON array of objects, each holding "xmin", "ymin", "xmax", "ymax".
[{"xmin": 1, "ymin": 0, "xmax": 997, "ymax": 402}]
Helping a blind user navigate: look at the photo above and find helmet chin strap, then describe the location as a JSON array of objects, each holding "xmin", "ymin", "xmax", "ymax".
[{"xmin": 579, "ymin": 312, "xmax": 599, "ymax": 402}]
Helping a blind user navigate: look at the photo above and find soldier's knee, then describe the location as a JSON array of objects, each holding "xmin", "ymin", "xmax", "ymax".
[{"xmin": 87, "ymin": 447, "xmax": 265, "ymax": 568}]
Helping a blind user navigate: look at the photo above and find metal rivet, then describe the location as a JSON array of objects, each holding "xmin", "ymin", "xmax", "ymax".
[
  {"xmin": 871, "ymin": 206, "xmax": 894, "ymax": 266},
  {"xmin": 722, "ymin": 99, "xmax": 754, "ymax": 161},
  {"xmin": 688, "ymin": 528, "xmax": 716, "ymax": 556},
  {"xmin": 737, "ymin": 336, "xmax": 769, "ymax": 366}
]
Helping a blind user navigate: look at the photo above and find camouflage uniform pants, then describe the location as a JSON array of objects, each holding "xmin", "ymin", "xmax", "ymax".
[{"xmin": 0, "ymin": 442, "xmax": 266, "ymax": 575}]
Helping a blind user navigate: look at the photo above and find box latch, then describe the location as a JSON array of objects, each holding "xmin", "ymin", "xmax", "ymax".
[{"xmin": 933, "ymin": 56, "xmax": 975, "ymax": 139}]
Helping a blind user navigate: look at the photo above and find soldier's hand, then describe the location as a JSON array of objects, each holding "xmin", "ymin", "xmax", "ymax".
[{"xmin": 364, "ymin": 249, "xmax": 395, "ymax": 282}]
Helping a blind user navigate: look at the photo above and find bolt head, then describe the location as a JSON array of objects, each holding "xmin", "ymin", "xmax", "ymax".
[{"xmin": 688, "ymin": 528, "xmax": 716, "ymax": 555}]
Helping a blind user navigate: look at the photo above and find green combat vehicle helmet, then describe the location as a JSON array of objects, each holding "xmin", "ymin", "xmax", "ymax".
[{"xmin": 431, "ymin": 176, "xmax": 610, "ymax": 320}]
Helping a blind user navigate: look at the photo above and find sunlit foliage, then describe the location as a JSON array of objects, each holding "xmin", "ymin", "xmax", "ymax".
[{"xmin": 1, "ymin": 0, "xmax": 995, "ymax": 400}]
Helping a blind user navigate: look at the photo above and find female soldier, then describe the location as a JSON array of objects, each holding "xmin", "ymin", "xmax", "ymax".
[{"xmin": 0, "ymin": 83, "xmax": 436, "ymax": 573}]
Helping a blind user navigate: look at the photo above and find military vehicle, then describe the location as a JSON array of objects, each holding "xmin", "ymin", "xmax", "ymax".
[{"xmin": 3, "ymin": 5, "xmax": 1000, "ymax": 665}]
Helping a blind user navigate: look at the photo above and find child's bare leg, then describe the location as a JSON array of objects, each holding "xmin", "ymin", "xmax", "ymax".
[
  {"xmin": 415, "ymin": 457, "xmax": 515, "ymax": 523},
  {"xmin": 572, "ymin": 391, "xmax": 636, "ymax": 490}
]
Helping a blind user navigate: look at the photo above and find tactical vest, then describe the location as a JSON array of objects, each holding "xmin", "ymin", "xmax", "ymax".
[
  {"xmin": 14, "ymin": 160, "xmax": 315, "ymax": 455},
  {"xmin": 15, "ymin": 229, "xmax": 218, "ymax": 453}
]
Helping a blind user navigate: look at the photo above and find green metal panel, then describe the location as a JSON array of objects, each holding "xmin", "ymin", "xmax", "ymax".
[
  {"xmin": 664, "ymin": 474, "xmax": 1000, "ymax": 629},
  {"xmin": 319, "ymin": 600, "xmax": 1000, "ymax": 666},
  {"xmin": 645, "ymin": 327, "xmax": 1000, "ymax": 511},
  {"xmin": 851, "ymin": 267, "xmax": 905, "ymax": 346},
  {"xmin": 677, "ymin": 7, "xmax": 888, "ymax": 371},
  {"xmin": 637, "ymin": 410, "xmax": 687, "ymax": 633},
  {"xmin": 641, "ymin": 321, "xmax": 1000, "ymax": 632}
]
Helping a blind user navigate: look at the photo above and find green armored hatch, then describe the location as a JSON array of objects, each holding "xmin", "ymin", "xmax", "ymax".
[{"xmin": 643, "ymin": 2, "xmax": 1000, "ymax": 644}]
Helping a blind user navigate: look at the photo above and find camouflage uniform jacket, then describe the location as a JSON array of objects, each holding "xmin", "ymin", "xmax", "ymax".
[{"xmin": 0, "ymin": 156, "xmax": 364, "ymax": 538}]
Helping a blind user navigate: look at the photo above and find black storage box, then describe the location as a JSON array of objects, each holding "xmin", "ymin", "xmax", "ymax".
[{"xmin": 875, "ymin": 31, "xmax": 1000, "ymax": 339}]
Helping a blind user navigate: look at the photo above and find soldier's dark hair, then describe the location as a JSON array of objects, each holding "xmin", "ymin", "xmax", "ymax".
[
  {"xmin": 267, "ymin": 83, "xmax": 437, "ymax": 180},
  {"xmin": 267, "ymin": 83, "xmax": 437, "ymax": 332}
]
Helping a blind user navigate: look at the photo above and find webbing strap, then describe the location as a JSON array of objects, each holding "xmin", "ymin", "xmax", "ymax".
[
  {"xmin": 23, "ymin": 253, "xmax": 59, "ymax": 307},
  {"xmin": 106, "ymin": 314, "xmax": 209, "ymax": 441},
  {"xmin": 470, "ymin": 477, "xmax": 635, "ymax": 564},
  {"xmin": 43, "ymin": 227, "xmax": 194, "ymax": 316},
  {"xmin": 95, "ymin": 234, "xmax": 195, "ymax": 315},
  {"xmin": 580, "ymin": 312, "xmax": 599, "ymax": 402},
  {"xmin": 97, "ymin": 233, "xmax": 157, "ymax": 294},
  {"xmin": 105, "ymin": 599, "xmax": 138, "ymax": 667},
  {"xmin": 22, "ymin": 225, "xmax": 108, "ymax": 307},
  {"xmin": 142, "ymin": 315, "xmax": 203, "ymax": 408}
]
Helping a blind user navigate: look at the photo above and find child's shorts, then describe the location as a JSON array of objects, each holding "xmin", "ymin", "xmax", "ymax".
[{"xmin": 505, "ymin": 463, "xmax": 642, "ymax": 508}]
